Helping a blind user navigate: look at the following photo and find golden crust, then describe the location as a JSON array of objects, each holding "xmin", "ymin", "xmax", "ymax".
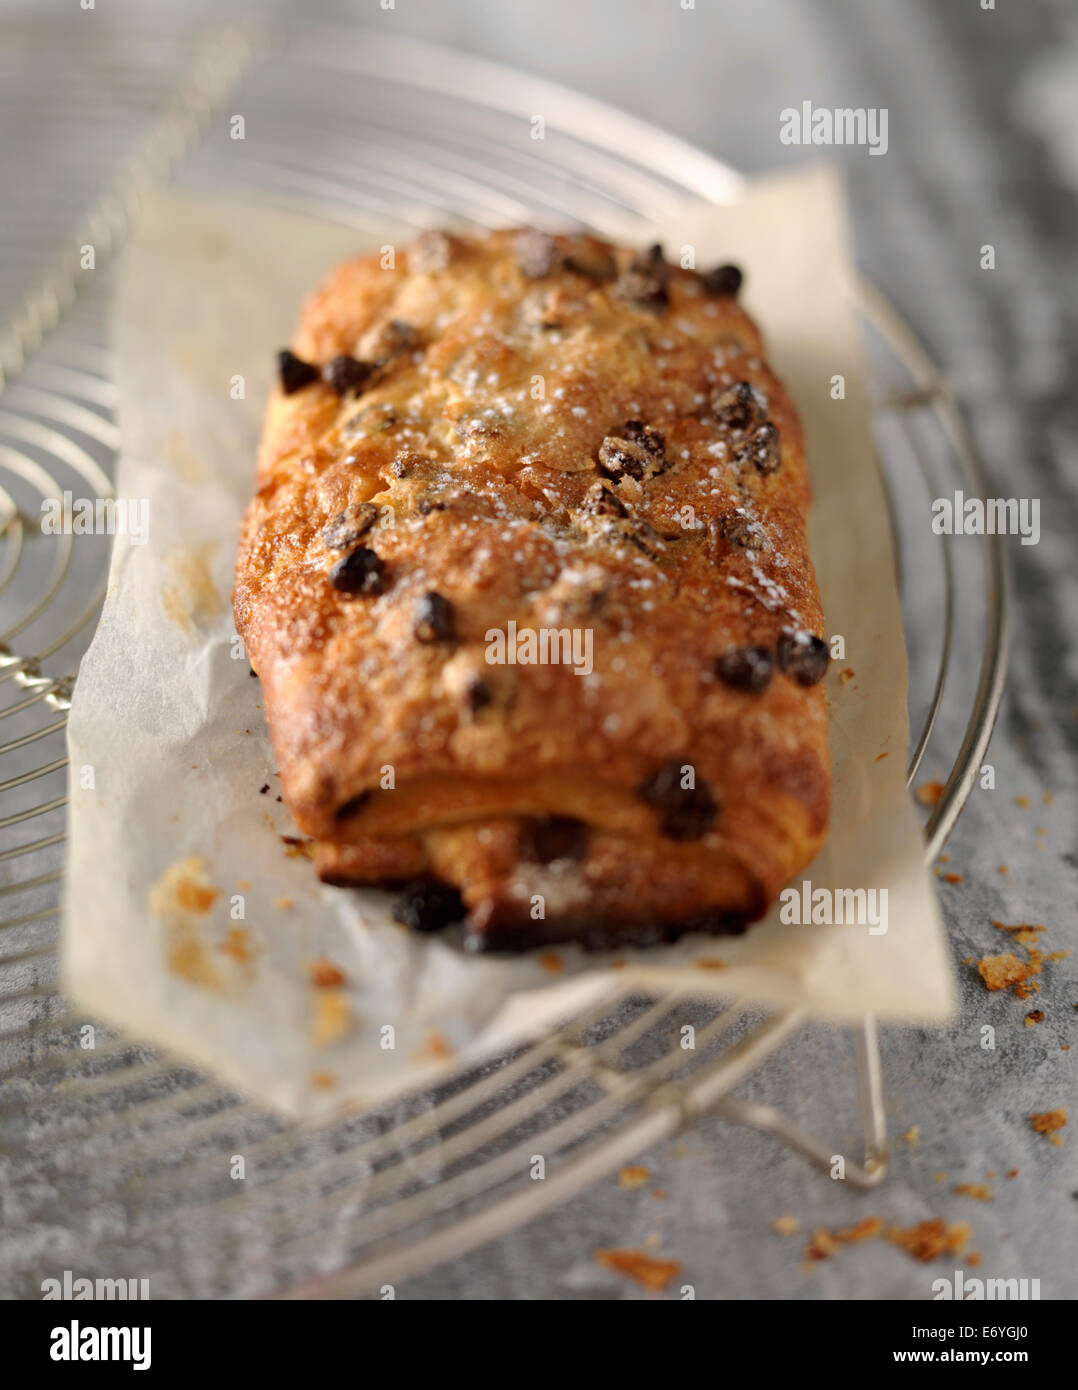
[{"xmin": 234, "ymin": 229, "xmax": 830, "ymax": 950}]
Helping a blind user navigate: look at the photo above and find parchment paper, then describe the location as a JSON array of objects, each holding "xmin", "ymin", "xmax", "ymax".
[{"xmin": 62, "ymin": 167, "xmax": 955, "ymax": 1117}]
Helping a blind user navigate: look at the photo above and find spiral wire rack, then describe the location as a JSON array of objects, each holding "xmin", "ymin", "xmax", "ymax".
[{"xmin": 0, "ymin": 22, "xmax": 1008, "ymax": 1298}]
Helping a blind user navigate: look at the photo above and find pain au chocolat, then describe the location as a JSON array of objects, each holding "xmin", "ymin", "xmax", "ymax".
[{"xmin": 233, "ymin": 228, "xmax": 830, "ymax": 951}]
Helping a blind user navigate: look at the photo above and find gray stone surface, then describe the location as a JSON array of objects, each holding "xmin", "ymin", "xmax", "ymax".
[{"xmin": 4, "ymin": 0, "xmax": 1075, "ymax": 1299}]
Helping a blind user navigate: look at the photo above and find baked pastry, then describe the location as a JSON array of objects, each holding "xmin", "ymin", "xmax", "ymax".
[{"xmin": 233, "ymin": 228, "xmax": 830, "ymax": 951}]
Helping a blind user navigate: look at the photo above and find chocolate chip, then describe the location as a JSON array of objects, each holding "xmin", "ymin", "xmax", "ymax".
[
  {"xmin": 328, "ymin": 545, "xmax": 386, "ymax": 596},
  {"xmin": 323, "ymin": 355, "xmax": 374, "ymax": 397},
  {"xmin": 712, "ymin": 381, "xmax": 767, "ymax": 431},
  {"xmin": 466, "ymin": 678, "xmax": 493, "ymax": 713},
  {"xmin": 777, "ymin": 631, "xmax": 830, "ymax": 685},
  {"xmin": 627, "ymin": 522, "xmax": 666, "ymax": 559},
  {"xmin": 334, "ymin": 792, "xmax": 369, "ymax": 821},
  {"xmin": 614, "ymin": 243, "xmax": 671, "ymax": 309},
  {"xmin": 736, "ymin": 421, "xmax": 781, "ymax": 474},
  {"xmin": 638, "ymin": 758, "xmax": 719, "ymax": 841},
  {"xmin": 393, "ymin": 876, "xmax": 465, "ymax": 932},
  {"xmin": 563, "ymin": 240, "xmax": 617, "ymax": 282},
  {"xmin": 414, "ymin": 591, "xmax": 456, "ymax": 643},
  {"xmin": 515, "ymin": 228, "xmax": 560, "ymax": 279},
  {"xmin": 709, "ymin": 509, "xmax": 766, "ymax": 551},
  {"xmin": 322, "ymin": 502, "xmax": 377, "ymax": 550},
  {"xmin": 522, "ymin": 816, "xmax": 588, "ymax": 865},
  {"xmin": 410, "ymin": 230, "xmax": 453, "ymax": 274},
  {"xmin": 278, "ymin": 349, "xmax": 319, "ymax": 395},
  {"xmin": 716, "ymin": 645, "xmax": 774, "ymax": 692},
  {"xmin": 597, "ymin": 421, "xmax": 667, "ymax": 481},
  {"xmin": 584, "ymin": 480, "xmax": 629, "ymax": 517},
  {"xmin": 622, "ymin": 419, "xmax": 666, "ymax": 460},
  {"xmin": 703, "ymin": 263, "xmax": 743, "ymax": 296}
]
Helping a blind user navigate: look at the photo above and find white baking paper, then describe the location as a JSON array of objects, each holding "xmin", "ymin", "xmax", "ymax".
[{"xmin": 62, "ymin": 168, "xmax": 955, "ymax": 1117}]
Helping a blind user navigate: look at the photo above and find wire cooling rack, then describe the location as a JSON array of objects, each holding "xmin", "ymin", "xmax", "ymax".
[{"xmin": 0, "ymin": 22, "xmax": 1009, "ymax": 1298}]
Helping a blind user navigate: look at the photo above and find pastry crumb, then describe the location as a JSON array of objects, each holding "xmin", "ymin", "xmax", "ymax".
[
  {"xmin": 952, "ymin": 1183, "xmax": 993, "ymax": 1202},
  {"xmin": 618, "ymin": 1165, "xmax": 650, "ymax": 1189},
  {"xmin": 887, "ymin": 1219, "xmax": 971, "ymax": 1262},
  {"xmin": 308, "ymin": 958, "xmax": 346, "ymax": 988},
  {"xmin": 916, "ymin": 779, "xmax": 944, "ymax": 807},
  {"xmin": 312, "ymin": 989, "xmax": 351, "ymax": 1046},
  {"xmin": 977, "ymin": 952, "xmax": 1034, "ymax": 992},
  {"xmin": 1030, "ymin": 1108, "xmax": 1066, "ymax": 1139},
  {"xmin": 595, "ymin": 1248, "xmax": 682, "ymax": 1290}
]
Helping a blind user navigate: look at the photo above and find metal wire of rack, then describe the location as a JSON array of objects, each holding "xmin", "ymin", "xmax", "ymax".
[{"xmin": 0, "ymin": 22, "xmax": 1008, "ymax": 1299}]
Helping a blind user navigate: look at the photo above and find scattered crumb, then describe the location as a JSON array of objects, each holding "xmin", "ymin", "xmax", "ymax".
[
  {"xmin": 952, "ymin": 1183, "xmax": 993, "ymax": 1202},
  {"xmin": 804, "ymin": 1218, "xmax": 883, "ymax": 1262},
  {"xmin": 942, "ymin": 873, "xmax": 963, "ymax": 885},
  {"xmin": 312, "ymin": 989, "xmax": 351, "ymax": 1046},
  {"xmin": 839, "ymin": 668, "xmax": 855, "ymax": 683},
  {"xmin": 887, "ymin": 1219, "xmax": 972, "ymax": 1263},
  {"xmin": 1043, "ymin": 790, "xmax": 1054, "ymax": 804},
  {"xmin": 643, "ymin": 1232, "xmax": 662, "ymax": 1250},
  {"xmin": 997, "ymin": 865, "xmax": 1008, "ymax": 875},
  {"xmin": 281, "ymin": 836, "xmax": 316, "ymax": 860},
  {"xmin": 695, "ymin": 957, "xmax": 726, "ymax": 971},
  {"xmin": 609, "ymin": 960, "xmax": 627, "ymax": 970},
  {"xmin": 538, "ymin": 951, "xmax": 564, "ymax": 973},
  {"xmin": 652, "ymin": 1189, "xmax": 667, "ymax": 1200},
  {"xmin": 962, "ymin": 956, "xmax": 974, "ymax": 965},
  {"xmin": 840, "ymin": 1217, "xmax": 882, "ymax": 1242},
  {"xmin": 424, "ymin": 1031, "xmax": 453, "ymax": 1060},
  {"xmin": 916, "ymin": 779, "xmax": 945, "ymax": 807},
  {"xmin": 901, "ymin": 1126, "xmax": 920, "ymax": 1145},
  {"xmin": 618, "ymin": 1165, "xmax": 650, "ymax": 1189},
  {"xmin": 1007, "ymin": 1168, "xmax": 1019, "ymax": 1179},
  {"xmin": 308, "ymin": 959, "xmax": 346, "ymax": 988},
  {"xmin": 1014, "ymin": 794, "xmax": 1031, "ymax": 809},
  {"xmin": 967, "ymin": 1251, "xmax": 982, "ymax": 1267},
  {"xmin": 934, "ymin": 1171, "xmax": 947, "ymax": 1183},
  {"xmin": 217, "ymin": 926, "xmax": 253, "ymax": 964},
  {"xmin": 1024, "ymin": 1010, "xmax": 1045, "ymax": 1027},
  {"xmin": 876, "ymin": 752, "xmax": 889, "ymax": 761},
  {"xmin": 150, "ymin": 856, "xmax": 224, "ymax": 990},
  {"xmin": 310, "ymin": 1070, "xmax": 336, "ymax": 1090},
  {"xmin": 274, "ymin": 895, "xmax": 294, "ymax": 910},
  {"xmin": 805, "ymin": 1229, "xmax": 838, "ymax": 1261},
  {"xmin": 595, "ymin": 1249, "xmax": 682, "ymax": 1291},
  {"xmin": 1030, "ymin": 1108, "xmax": 1066, "ymax": 1139},
  {"xmin": 772, "ymin": 1214, "xmax": 800, "ymax": 1236},
  {"xmin": 977, "ymin": 952, "xmax": 1035, "ymax": 992},
  {"xmin": 939, "ymin": 854, "xmax": 949, "ymax": 864}
]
